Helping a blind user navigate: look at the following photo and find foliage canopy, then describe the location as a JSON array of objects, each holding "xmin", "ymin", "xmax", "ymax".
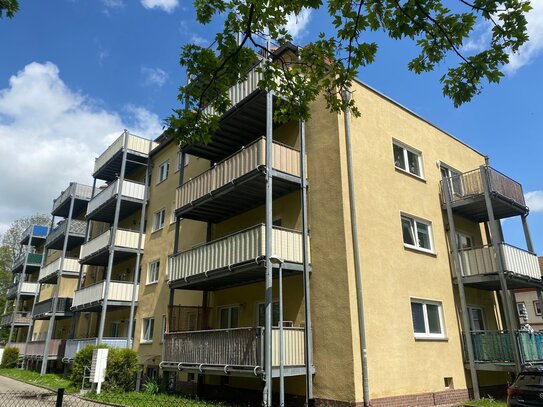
[{"xmin": 166, "ymin": 0, "xmax": 531, "ymax": 146}]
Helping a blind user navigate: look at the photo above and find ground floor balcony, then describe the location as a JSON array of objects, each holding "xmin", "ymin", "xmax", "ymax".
[
  {"xmin": 456, "ymin": 243, "xmax": 542, "ymax": 289},
  {"xmin": 161, "ymin": 327, "xmax": 310, "ymax": 377},
  {"xmin": 15, "ymin": 340, "xmax": 67, "ymax": 360},
  {"xmin": 33, "ymin": 298, "xmax": 73, "ymax": 320},
  {"xmin": 79, "ymin": 228, "xmax": 145, "ymax": 266},
  {"xmin": 86, "ymin": 178, "xmax": 146, "ymax": 223},
  {"xmin": 12, "ymin": 252, "xmax": 43, "ymax": 274},
  {"xmin": 464, "ymin": 330, "xmax": 543, "ymax": 371},
  {"xmin": 45, "ymin": 219, "xmax": 86, "ymax": 250},
  {"xmin": 1, "ymin": 311, "xmax": 32, "ymax": 327},
  {"xmin": 71, "ymin": 281, "xmax": 139, "ymax": 311},
  {"xmin": 168, "ymin": 225, "xmax": 309, "ymax": 291},
  {"xmin": 39, "ymin": 257, "xmax": 80, "ymax": 284},
  {"xmin": 6, "ymin": 281, "xmax": 38, "ymax": 300},
  {"xmin": 63, "ymin": 337, "xmax": 132, "ymax": 361}
]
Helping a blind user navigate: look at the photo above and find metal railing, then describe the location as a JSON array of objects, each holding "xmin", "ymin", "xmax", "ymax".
[
  {"xmin": 466, "ymin": 330, "xmax": 543, "ymax": 364},
  {"xmin": 168, "ymin": 225, "xmax": 307, "ymax": 283},
  {"xmin": 442, "ymin": 166, "xmax": 525, "ymax": 207},
  {"xmin": 39, "ymin": 257, "xmax": 80, "ymax": 282},
  {"xmin": 52, "ymin": 182, "xmax": 93, "ymax": 213},
  {"xmin": 176, "ymin": 138, "xmax": 300, "ymax": 211},
  {"xmin": 64, "ymin": 337, "xmax": 132, "ymax": 360},
  {"xmin": 79, "ymin": 228, "xmax": 145, "ymax": 260},
  {"xmin": 86, "ymin": 179, "xmax": 146, "ymax": 215},
  {"xmin": 6, "ymin": 281, "xmax": 38, "ymax": 298},
  {"xmin": 1, "ymin": 311, "xmax": 32, "ymax": 326},
  {"xmin": 94, "ymin": 132, "xmax": 157, "ymax": 175},
  {"xmin": 72, "ymin": 281, "xmax": 139, "ymax": 308},
  {"xmin": 12, "ymin": 252, "xmax": 43, "ymax": 271},
  {"xmin": 23, "ymin": 339, "xmax": 66, "ymax": 358},
  {"xmin": 45, "ymin": 219, "xmax": 86, "ymax": 246},
  {"xmin": 457, "ymin": 243, "xmax": 541, "ymax": 280},
  {"xmin": 164, "ymin": 327, "xmax": 305, "ymax": 368},
  {"xmin": 20, "ymin": 225, "xmax": 49, "ymax": 244},
  {"xmin": 33, "ymin": 298, "xmax": 73, "ymax": 317}
]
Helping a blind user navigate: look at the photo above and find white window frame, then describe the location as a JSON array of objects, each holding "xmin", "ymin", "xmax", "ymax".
[
  {"xmin": 147, "ymin": 260, "xmax": 160, "ymax": 284},
  {"xmin": 153, "ymin": 209, "xmax": 165, "ymax": 232},
  {"xmin": 392, "ymin": 140, "xmax": 424, "ymax": 178},
  {"xmin": 176, "ymin": 151, "xmax": 190, "ymax": 171},
  {"xmin": 161, "ymin": 314, "xmax": 166, "ymax": 343},
  {"xmin": 218, "ymin": 305, "xmax": 240, "ymax": 329},
  {"xmin": 110, "ymin": 321, "xmax": 121, "ymax": 338},
  {"xmin": 534, "ymin": 300, "xmax": 542, "ymax": 316},
  {"xmin": 157, "ymin": 160, "xmax": 169, "ymax": 184},
  {"xmin": 401, "ymin": 214, "xmax": 434, "ymax": 253},
  {"xmin": 440, "ymin": 164, "xmax": 464, "ymax": 197},
  {"xmin": 467, "ymin": 306, "xmax": 486, "ymax": 332},
  {"xmin": 256, "ymin": 301, "xmax": 280, "ymax": 327},
  {"xmin": 410, "ymin": 298, "xmax": 446, "ymax": 340},
  {"xmin": 170, "ymin": 201, "xmax": 177, "ymax": 224},
  {"xmin": 141, "ymin": 318, "xmax": 155, "ymax": 343}
]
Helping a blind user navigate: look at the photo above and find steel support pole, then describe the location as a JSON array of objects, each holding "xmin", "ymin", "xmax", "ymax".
[
  {"xmin": 342, "ymin": 91, "xmax": 370, "ymax": 407},
  {"xmin": 98, "ymin": 131, "xmax": 129, "ymax": 344},
  {"xmin": 521, "ymin": 215, "xmax": 534, "ymax": 253},
  {"xmin": 442, "ymin": 177, "xmax": 480, "ymax": 399},
  {"xmin": 480, "ymin": 166, "xmax": 522, "ymax": 372}
]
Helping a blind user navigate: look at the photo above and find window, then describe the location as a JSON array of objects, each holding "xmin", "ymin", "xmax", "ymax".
[
  {"xmin": 440, "ymin": 165, "xmax": 463, "ymax": 196},
  {"xmin": 161, "ymin": 314, "xmax": 166, "ymax": 343},
  {"xmin": 534, "ymin": 301, "xmax": 542, "ymax": 316},
  {"xmin": 257, "ymin": 301, "xmax": 280, "ymax": 327},
  {"xmin": 153, "ymin": 209, "xmax": 165, "ymax": 231},
  {"xmin": 176, "ymin": 151, "xmax": 190, "ymax": 171},
  {"xmin": 410, "ymin": 299, "xmax": 445, "ymax": 339},
  {"xmin": 170, "ymin": 201, "xmax": 176, "ymax": 224},
  {"xmin": 147, "ymin": 260, "xmax": 160, "ymax": 284},
  {"xmin": 393, "ymin": 141, "xmax": 423, "ymax": 177},
  {"xmin": 141, "ymin": 318, "xmax": 154, "ymax": 343},
  {"xmin": 468, "ymin": 307, "xmax": 485, "ymax": 332},
  {"xmin": 218, "ymin": 306, "xmax": 239, "ymax": 329},
  {"xmin": 110, "ymin": 322, "xmax": 121, "ymax": 338},
  {"xmin": 157, "ymin": 161, "xmax": 169, "ymax": 184},
  {"xmin": 517, "ymin": 302, "xmax": 528, "ymax": 320},
  {"xmin": 401, "ymin": 215, "xmax": 433, "ymax": 252}
]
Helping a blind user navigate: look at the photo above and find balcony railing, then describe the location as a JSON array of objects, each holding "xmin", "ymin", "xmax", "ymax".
[
  {"xmin": 12, "ymin": 252, "xmax": 43, "ymax": 272},
  {"xmin": 64, "ymin": 337, "xmax": 132, "ymax": 361},
  {"xmin": 169, "ymin": 225, "xmax": 307, "ymax": 284},
  {"xmin": 20, "ymin": 225, "xmax": 49, "ymax": 245},
  {"xmin": 39, "ymin": 257, "xmax": 80, "ymax": 282},
  {"xmin": 33, "ymin": 298, "xmax": 73, "ymax": 318},
  {"xmin": 466, "ymin": 331, "xmax": 543, "ymax": 364},
  {"xmin": 6, "ymin": 281, "xmax": 38, "ymax": 298},
  {"xmin": 79, "ymin": 229, "xmax": 145, "ymax": 260},
  {"xmin": 1, "ymin": 311, "xmax": 32, "ymax": 326},
  {"xmin": 23, "ymin": 340, "xmax": 66, "ymax": 359},
  {"xmin": 176, "ymin": 138, "xmax": 300, "ymax": 211},
  {"xmin": 52, "ymin": 182, "xmax": 93, "ymax": 214},
  {"xmin": 94, "ymin": 133, "xmax": 157, "ymax": 175},
  {"xmin": 45, "ymin": 219, "xmax": 86, "ymax": 247},
  {"xmin": 72, "ymin": 281, "xmax": 139, "ymax": 309},
  {"xmin": 163, "ymin": 327, "xmax": 305, "ymax": 370},
  {"xmin": 458, "ymin": 243, "xmax": 541, "ymax": 280},
  {"xmin": 442, "ymin": 166, "xmax": 525, "ymax": 208},
  {"xmin": 86, "ymin": 179, "xmax": 146, "ymax": 216}
]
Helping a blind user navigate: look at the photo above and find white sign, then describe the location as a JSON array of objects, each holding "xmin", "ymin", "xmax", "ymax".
[{"xmin": 90, "ymin": 348, "xmax": 108, "ymax": 394}]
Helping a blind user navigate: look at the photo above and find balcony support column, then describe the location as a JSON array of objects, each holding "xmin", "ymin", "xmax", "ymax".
[
  {"xmin": 299, "ymin": 118, "xmax": 314, "ymax": 403},
  {"xmin": 443, "ymin": 175, "xmax": 480, "ymax": 398},
  {"xmin": 98, "ymin": 130, "xmax": 129, "ymax": 344},
  {"xmin": 480, "ymin": 165, "xmax": 522, "ymax": 373},
  {"xmin": 521, "ymin": 214, "xmax": 534, "ymax": 253}
]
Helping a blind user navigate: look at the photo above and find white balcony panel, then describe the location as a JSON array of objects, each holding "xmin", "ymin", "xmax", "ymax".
[
  {"xmin": 87, "ymin": 179, "xmax": 145, "ymax": 215},
  {"xmin": 94, "ymin": 133, "xmax": 157, "ymax": 174},
  {"xmin": 73, "ymin": 281, "xmax": 138, "ymax": 308},
  {"xmin": 271, "ymin": 328, "xmax": 305, "ymax": 366},
  {"xmin": 20, "ymin": 282, "xmax": 38, "ymax": 295},
  {"xmin": 114, "ymin": 229, "xmax": 145, "ymax": 250},
  {"xmin": 501, "ymin": 245, "xmax": 541, "ymax": 279},
  {"xmin": 39, "ymin": 257, "xmax": 80, "ymax": 281},
  {"xmin": 64, "ymin": 337, "xmax": 132, "ymax": 360},
  {"xmin": 80, "ymin": 230, "xmax": 110, "ymax": 259}
]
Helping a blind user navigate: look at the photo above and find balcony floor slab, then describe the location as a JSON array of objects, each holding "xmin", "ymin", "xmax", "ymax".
[
  {"xmin": 87, "ymin": 196, "xmax": 144, "ymax": 223},
  {"xmin": 71, "ymin": 300, "xmax": 137, "ymax": 312},
  {"xmin": 445, "ymin": 193, "xmax": 528, "ymax": 222},
  {"xmin": 456, "ymin": 273, "xmax": 543, "ymax": 290},
  {"xmin": 79, "ymin": 247, "xmax": 140, "ymax": 266}
]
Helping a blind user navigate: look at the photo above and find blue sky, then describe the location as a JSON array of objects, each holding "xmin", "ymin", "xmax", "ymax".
[{"xmin": 0, "ymin": 1, "xmax": 541, "ymax": 253}]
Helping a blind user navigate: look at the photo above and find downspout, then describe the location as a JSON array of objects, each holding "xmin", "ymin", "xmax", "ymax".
[{"xmin": 341, "ymin": 90, "xmax": 370, "ymax": 407}]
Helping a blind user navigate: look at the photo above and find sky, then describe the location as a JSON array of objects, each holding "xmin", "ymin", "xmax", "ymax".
[{"xmin": 0, "ymin": 1, "xmax": 541, "ymax": 253}]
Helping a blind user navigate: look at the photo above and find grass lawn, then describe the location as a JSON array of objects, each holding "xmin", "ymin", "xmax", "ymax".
[
  {"xmin": 0, "ymin": 368, "xmax": 76, "ymax": 393},
  {"xmin": 85, "ymin": 392, "xmax": 231, "ymax": 406},
  {"xmin": 465, "ymin": 398, "xmax": 507, "ymax": 407}
]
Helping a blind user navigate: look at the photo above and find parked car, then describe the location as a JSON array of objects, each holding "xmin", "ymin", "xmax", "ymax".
[{"xmin": 507, "ymin": 368, "xmax": 543, "ymax": 406}]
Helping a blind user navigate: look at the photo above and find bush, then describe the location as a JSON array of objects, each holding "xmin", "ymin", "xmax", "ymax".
[
  {"xmin": 0, "ymin": 346, "xmax": 19, "ymax": 368},
  {"xmin": 70, "ymin": 345, "xmax": 108, "ymax": 388},
  {"xmin": 143, "ymin": 377, "xmax": 161, "ymax": 395}
]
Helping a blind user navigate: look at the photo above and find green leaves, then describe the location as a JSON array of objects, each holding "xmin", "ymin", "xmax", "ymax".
[
  {"xmin": 0, "ymin": 0, "xmax": 19, "ymax": 19},
  {"xmin": 167, "ymin": 0, "xmax": 531, "ymax": 145}
]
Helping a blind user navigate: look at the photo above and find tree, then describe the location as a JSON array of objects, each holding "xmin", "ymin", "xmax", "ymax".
[
  {"xmin": 0, "ymin": 0, "xmax": 18, "ymax": 18},
  {"xmin": 166, "ymin": 0, "xmax": 531, "ymax": 145},
  {"xmin": 1, "ymin": 213, "xmax": 50, "ymax": 263}
]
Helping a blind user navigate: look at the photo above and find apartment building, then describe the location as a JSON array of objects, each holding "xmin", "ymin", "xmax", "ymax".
[
  {"xmin": 514, "ymin": 257, "xmax": 543, "ymax": 330},
  {"xmin": 3, "ymin": 50, "xmax": 543, "ymax": 407}
]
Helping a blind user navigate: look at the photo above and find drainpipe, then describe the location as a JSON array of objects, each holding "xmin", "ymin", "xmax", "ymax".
[{"xmin": 341, "ymin": 90, "xmax": 370, "ymax": 407}]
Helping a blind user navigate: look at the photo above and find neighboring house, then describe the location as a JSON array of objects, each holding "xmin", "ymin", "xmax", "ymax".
[
  {"xmin": 515, "ymin": 257, "xmax": 543, "ymax": 330},
  {"xmin": 4, "ymin": 48, "xmax": 542, "ymax": 407}
]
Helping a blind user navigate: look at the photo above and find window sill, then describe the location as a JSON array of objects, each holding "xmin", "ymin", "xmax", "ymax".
[
  {"xmin": 404, "ymin": 244, "xmax": 436, "ymax": 257},
  {"xmin": 151, "ymin": 227, "xmax": 164, "ymax": 234},
  {"xmin": 394, "ymin": 166, "xmax": 426, "ymax": 182},
  {"xmin": 140, "ymin": 340, "xmax": 153, "ymax": 345},
  {"xmin": 414, "ymin": 335, "xmax": 448, "ymax": 342},
  {"xmin": 155, "ymin": 178, "xmax": 168, "ymax": 186},
  {"xmin": 146, "ymin": 281, "xmax": 158, "ymax": 286}
]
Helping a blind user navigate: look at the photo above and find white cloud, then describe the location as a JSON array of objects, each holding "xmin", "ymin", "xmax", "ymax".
[
  {"xmin": 526, "ymin": 191, "xmax": 543, "ymax": 212},
  {"xmin": 141, "ymin": 66, "xmax": 168, "ymax": 86},
  {"xmin": 140, "ymin": 0, "xmax": 178, "ymax": 13},
  {"xmin": 102, "ymin": 0, "xmax": 124, "ymax": 8},
  {"xmin": 0, "ymin": 62, "xmax": 162, "ymax": 235},
  {"xmin": 190, "ymin": 35, "xmax": 208, "ymax": 47},
  {"xmin": 284, "ymin": 9, "xmax": 311, "ymax": 40},
  {"xmin": 506, "ymin": 2, "xmax": 543, "ymax": 73}
]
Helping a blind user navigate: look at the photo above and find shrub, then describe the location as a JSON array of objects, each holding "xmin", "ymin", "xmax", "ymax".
[
  {"xmin": 0, "ymin": 346, "xmax": 19, "ymax": 368},
  {"xmin": 70, "ymin": 345, "xmax": 108, "ymax": 388},
  {"xmin": 143, "ymin": 377, "xmax": 161, "ymax": 395},
  {"xmin": 103, "ymin": 348, "xmax": 140, "ymax": 392}
]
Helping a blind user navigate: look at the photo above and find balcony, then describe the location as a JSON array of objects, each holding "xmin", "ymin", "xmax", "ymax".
[
  {"xmin": 176, "ymin": 138, "xmax": 301, "ymax": 223},
  {"xmin": 72, "ymin": 281, "xmax": 139, "ymax": 311},
  {"xmin": 168, "ymin": 225, "xmax": 309, "ymax": 290},
  {"xmin": 22, "ymin": 340, "xmax": 66, "ymax": 360},
  {"xmin": 441, "ymin": 166, "xmax": 528, "ymax": 221},
  {"xmin": 94, "ymin": 132, "xmax": 157, "ymax": 182},
  {"xmin": 52, "ymin": 182, "xmax": 93, "ymax": 218},
  {"xmin": 12, "ymin": 252, "xmax": 43, "ymax": 274},
  {"xmin": 86, "ymin": 179, "xmax": 146, "ymax": 222},
  {"xmin": 6, "ymin": 281, "xmax": 38, "ymax": 300},
  {"xmin": 33, "ymin": 298, "xmax": 73, "ymax": 320},
  {"xmin": 39, "ymin": 257, "xmax": 80, "ymax": 284},
  {"xmin": 20, "ymin": 225, "xmax": 49, "ymax": 245},
  {"xmin": 79, "ymin": 228, "xmax": 145, "ymax": 266},
  {"xmin": 465, "ymin": 330, "xmax": 543, "ymax": 371},
  {"xmin": 45, "ymin": 219, "xmax": 86, "ymax": 250},
  {"xmin": 161, "ymin": 327, "xmax": 308, "ymax": 377},
  {"xmin": 1, "ymin": 311, "xmax": 32, "ymax": 327},
  {"xmin": 456, "ymin": 243, "xmax": 542, "ymax": 289},
  {"xmin": 63, "ymin": 337, "xmax": 132, "ymax": 362}
]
